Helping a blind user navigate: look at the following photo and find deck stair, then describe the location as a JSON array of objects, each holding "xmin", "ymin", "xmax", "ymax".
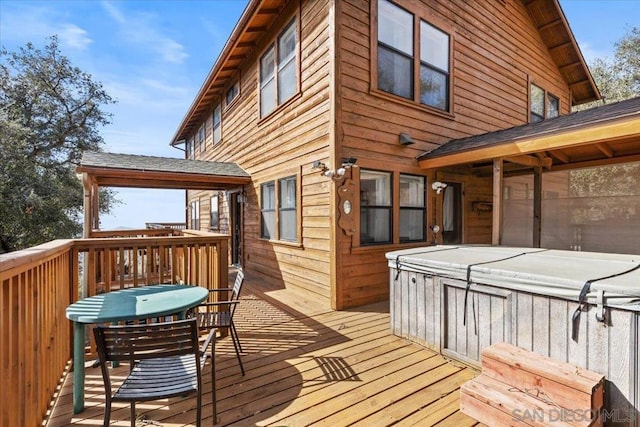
[{"xmin": 460, "ymin": 342, "xmax": 604, "ymax": 426}]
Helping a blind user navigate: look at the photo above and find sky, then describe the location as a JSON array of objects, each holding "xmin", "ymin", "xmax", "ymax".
[{"xmin": 0, "ymin": 0, "xmax": 638, "ymax": 230}]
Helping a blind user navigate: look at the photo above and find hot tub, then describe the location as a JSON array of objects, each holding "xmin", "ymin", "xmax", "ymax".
[{"xmin": 386, "ymin": 245, "xmax": 640, "ymax": 424}]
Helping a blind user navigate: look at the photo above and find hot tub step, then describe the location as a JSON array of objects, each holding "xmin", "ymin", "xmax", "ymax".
[
  {"xmin": 460, "ymin": 373, "xmax": 599, "ymax": 426},
  {"xmin": 481, "ymin": 342, "xmax": 604, "ymax": 414}
]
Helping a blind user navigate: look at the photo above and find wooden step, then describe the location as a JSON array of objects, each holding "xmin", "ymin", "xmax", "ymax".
[
  {"xmin": 460, "ymin": 374, "xmax": 601, "ymax": 427},
  {"xmin": 481, "ymin": 342, "xmax": 604, "ymax": 414}
]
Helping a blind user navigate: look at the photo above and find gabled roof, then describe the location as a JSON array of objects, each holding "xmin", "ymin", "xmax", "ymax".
[
  {"xmin": 521, "ymin": 0, "xmax": 600, "ymax": 104},
  {"xmin": 418, "ymin": 97, "xmax": 640, "ymax": 170},
  {"xmin": 76, "ymin": 152, "xmax": 250, "ymax": 190},
  {"xmin": 170, "ymin": 0, "xmax": 599, "ymax": 146}
]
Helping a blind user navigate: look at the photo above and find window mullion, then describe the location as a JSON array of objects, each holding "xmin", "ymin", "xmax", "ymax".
[
  {"xmin": 274, "ymin": 179, "xmax": 280, "ymax": 240},
  {"xmin": 393, "ymin": 171, "xmax": 400, "ymax": 244},
  {"xmin": 413, "ymin": 15, "xmax": 420, "ymax": 103}
]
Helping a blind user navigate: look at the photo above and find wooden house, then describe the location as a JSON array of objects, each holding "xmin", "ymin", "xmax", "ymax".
[{"xmin": 160, "ymin": 0, "xmax": 640, "ymax": 310}]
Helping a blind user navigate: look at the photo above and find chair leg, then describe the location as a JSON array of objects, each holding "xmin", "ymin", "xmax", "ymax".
[
  {"xmin": 211, "ymin": 353, "xmax": 217, "ymax": 425},
  {"xmin": 229, "ymin": 325, "xmax": 245, "ymax": 376},
  {"xmin": 196, "ymin": 389, "xmax": 202, "ymax": 427},
  {"xmin": 230, "ymin": 321, "xmax": 243, "ymax": 353},
  {"xmin": 130, "ymin": 402, "xmax": 136, "ymax": 427},
  {"xmin": 104, "ymin": 396, "xmax": 112, "ymax": 426}
]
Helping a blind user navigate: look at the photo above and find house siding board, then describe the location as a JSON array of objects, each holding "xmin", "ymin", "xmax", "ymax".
[
  {"xmin": 186, "ymin": 0, "xmax": 334, "ymax": 302},
  {"xmin": 333, "ymin": 0, "xmax": 571, "ymax": 308}
]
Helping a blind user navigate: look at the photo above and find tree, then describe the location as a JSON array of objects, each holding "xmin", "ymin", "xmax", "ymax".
[
  {"xmin": 0, "ymin": 36, "xmax": 118, "ymax": 253},
  {"xmin": 577, "ymin": 26, "xmax": 640, "ymax": 109},
  {"xmin": 566, "ymin": 27, "xmax": 640, "ymax": 253}
]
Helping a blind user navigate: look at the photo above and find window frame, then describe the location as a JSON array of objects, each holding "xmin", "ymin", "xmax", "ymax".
[
  {"xmin": 355, "ymin": 168, "xmax": 429, "ymax": 248},
  {"xmin": 359, "ymin": 169, "xmax": 393, "ymax": 246},
  {"xmin": 212, "ymin": 103, "xmax": 222, "ymax": 145},
  {"xmin": 260, "ymin": 181, "xmax": 276, "ymax": 239},
  {"xmin": 259, "ymin": 17, "xmax": 300, "ymax": 119},
  {"xmin": 190, "ymin": 199, "xmax": 200, "ymax": 230},
  {"xmin": 197, "ymin": 124, "xmax": 205, "ymax": 153},
  {"xmin": 529, "ymin": 82, "xmax": 560, "ymax": 122},
  {"xmin": 278, "ymin": 175, "xmax": 297, "ymax": 242},
  {"xmin": 259, "ymin": 172, "xmax": 301, "ymax": 243},
  {"xmin": 399, "ymin": 174, "xmax": 427, "ymax": 243},
  {"xmin": 210, "ymin": 194, "xmax": 219, "ymax": 229},
  {"xmin": 186, "ymin": 137, "xmax": 195, "ymax": 160},
  {"xmin": 225, "ymin": 80, "xmax": 240, "ymax": 107},
  {"xmin": 372, "ymin": 0, "xmax": 453, "ymax": 115}
]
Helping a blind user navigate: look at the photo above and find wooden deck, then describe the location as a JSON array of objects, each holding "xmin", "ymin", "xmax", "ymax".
[{"xmin": 46, "ymin": 274, "xmax": 480, "ymax": 426}]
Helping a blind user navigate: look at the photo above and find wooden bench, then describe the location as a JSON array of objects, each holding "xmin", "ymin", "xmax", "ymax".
[{"xmin": 460, "ymin": 342, "xmax": 604, "ymax": 426}]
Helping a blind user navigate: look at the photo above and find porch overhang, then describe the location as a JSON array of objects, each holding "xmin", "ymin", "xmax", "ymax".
[
  {"xmin": 418, "ymin": 97, "xmax": 640, "ymax": 172},
  {"xmin": 75, "ymin": 152, "xmax": 251, "ymax": 237},
  {"xmin": 76, "ymin": 152, "xmax": 251, "ymax": 190},
  {"xmin": 418, "ymin": 97, "xmax": 640, "ymax": 247}
]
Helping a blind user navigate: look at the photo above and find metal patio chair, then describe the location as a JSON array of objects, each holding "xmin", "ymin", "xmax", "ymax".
[
  {"xmin": 93, "ymin": 318, "xmax": 216, "ymax": 427},
  {"xmin": 194, "ymin": 268, "xmax": 245, "ymax": 375}
]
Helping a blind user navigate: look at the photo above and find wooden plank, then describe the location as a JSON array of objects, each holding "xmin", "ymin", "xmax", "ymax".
[
  {"xmin": 46, "ymin": 277, "xmax": 479, "ymax": 427},
  {"xmin": 482, "ymin": 343, "xmax": 604, "ymax": 411},
  {"xmin": 461, "ymin": 374, "xmax": 583, "ymax": 427},
  {"xmin": 492, "ymin": 158, "xmax": 503, "ymax": 245},
  {"xmin": 356, "ymin": 367, "xmax": 476, "ymax": 425}
]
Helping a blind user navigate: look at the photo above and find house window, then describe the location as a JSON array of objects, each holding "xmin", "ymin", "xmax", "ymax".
[
  {"xmin": 198, "ymin": 124, "xmax": 205, "ymax": 152},
  {"xmin": 260, "ymin": 19, "xmax": 297, "ymax": 117},
  {"xmin": 226, "ymin": 81, "xmax": 239, "ymax": 106},
  {"xmin": 190, "ymin": 199, "xmax": 200, "ymax": 230},
  {"xmin": 261, "ymin": 182, "xmax": 276, "ymax": 239},
  {"xmin": 278, "ymin": 176, "xmax": 297, "ymax": 241},
  {"xmin": 377, "ymin": 0, "xmax": 413, "ymax": 99},
  {"xmin": 186, "ymin": 137, "xmax": 194, "ymax": 160},
  {"xmin": 210, "ymin": 194, "xmax": 219, "ymax": 229},
  {"xmin": 547, "ymin": 93, "xmax": 559, "ymax": 118},
  {"xmin": 376, "ymin": 0, "xmax": 450, "ymax": 112},
  {"xmin": 420, "ymin": 21, "xmax": 450, "ymax": 110},
  {"xmin": 360, "ymin": 169, "xmax": 392, "ymax": 245},
  {"xmin": 260, "ymin": 176, "xmax": 299, "ymax": 241},
  {"xmin": 399, "ymin": 174, "xmax": 426, "ymax": 242},
  {"xmin": 530, "ymin": 83, "xmax": 559, "ymax": 122},
  {"xmin": 212, "ymin": 103, "xmax": 221, "ymax": 145}
]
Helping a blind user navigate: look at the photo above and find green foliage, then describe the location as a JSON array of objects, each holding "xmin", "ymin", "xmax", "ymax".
[
  {"xmin": 0, "ymin": 36, "xmax": 118, "ymax": 253},
  {"xmin": 568, "ymin": 28, "xmax": 640, "ymax": 226},
  {"xmin": 576, "ymin": 26, "xmax": 640, "ymax": 109}
]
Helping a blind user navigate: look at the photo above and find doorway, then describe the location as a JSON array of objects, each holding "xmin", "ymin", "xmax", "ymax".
[
  {"xmin": 230, "ymin": 192, "xmax": 243, "ymax": 266},
  {"xmin": 442, "ymin": 182, "xmax": 462, "ymax": 244}
]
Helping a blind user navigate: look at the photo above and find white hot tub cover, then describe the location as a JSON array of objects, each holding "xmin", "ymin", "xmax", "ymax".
[{"xmin": 386, "ymin": 245, "xmax": 640, "ymax": 309}]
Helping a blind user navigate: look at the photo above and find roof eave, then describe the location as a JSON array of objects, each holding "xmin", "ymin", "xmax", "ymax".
[
  {"xmin": 169, "ymin": 0, "xmax": 264, "ymax": 146},
  {"xmin": 418, "ymin": 115, "xmax": 640, "ymax": 169}
]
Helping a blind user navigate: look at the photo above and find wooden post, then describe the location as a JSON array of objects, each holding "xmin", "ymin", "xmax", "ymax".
[
  {"xmin": 81, "ymin": 173, "xmax": 91, "ymax": 238},
  {"xmin": 492, "ymin": 159, "xmax": 503, "ymax": 245},
  {"xmin": 533, "ymin": 166, "xmax": 542, "ymax": 248}
]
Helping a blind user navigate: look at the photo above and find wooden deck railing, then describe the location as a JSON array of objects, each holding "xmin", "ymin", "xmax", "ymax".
[{"xmin": 0, "ymin": 231, "xmax": 228, "ymax": 426}]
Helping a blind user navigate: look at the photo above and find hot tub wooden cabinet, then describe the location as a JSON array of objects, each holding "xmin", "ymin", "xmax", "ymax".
[{"xmin": 386, "ymin": 245, "xmax": 640, "ymax": 425}]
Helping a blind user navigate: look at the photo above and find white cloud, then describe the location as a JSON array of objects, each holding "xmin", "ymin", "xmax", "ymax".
[
  {"xmin": 576, "ymin": 41, "xmax": 612, "ymax": 65},
  {"xmin": 101, "ymin": 1, "xmax": 125, "ymax": 24},
  {"xmin": 159, "ymin": 38, "xmax": 189, "ymax": 64},
  {"xmin": 58, "ymin": 24, "xmax": 92, "ymax": 50},
  {"xmin": 0, "ymin": 4, "xmax": 92, "ymax": 51},
  {"xmin": 97, "ymin": 1, "xmax": 189, "ymax": 65}
]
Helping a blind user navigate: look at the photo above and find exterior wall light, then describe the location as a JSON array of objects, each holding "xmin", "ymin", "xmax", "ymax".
[
  {"xmin": 313, "ymin": 158, "xmax": 358, "ymax": 182},
  {"xmin": 431, "ymin": 181, "xmax": 448, "ymax": 194},
  {"xmin": 399, "ymin": 132, "xmax": 414, "ymax": 145}
]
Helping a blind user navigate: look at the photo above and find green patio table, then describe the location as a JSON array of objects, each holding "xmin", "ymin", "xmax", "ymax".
[{"xmin": 65, "ymin": 284, "xmax": 209, "ymax": 414}]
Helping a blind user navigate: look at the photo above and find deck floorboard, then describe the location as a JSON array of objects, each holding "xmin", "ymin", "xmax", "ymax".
[{"xmin": 46, "ymin": 274, "xmax": 479, "ymax": 426}]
